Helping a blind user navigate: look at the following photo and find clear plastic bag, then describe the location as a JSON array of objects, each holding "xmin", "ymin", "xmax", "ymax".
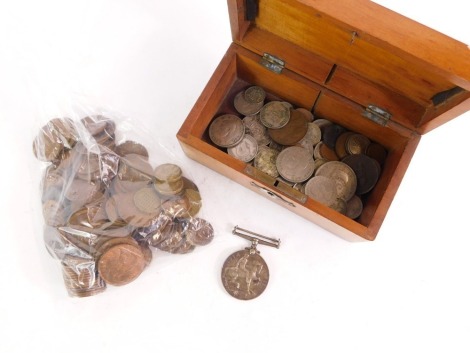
[{"xmin": 33, "ymin": 113, "xmax": 214, "ymax": 297}]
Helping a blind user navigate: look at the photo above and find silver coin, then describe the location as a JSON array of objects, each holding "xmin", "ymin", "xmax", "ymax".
[
  {"xmin": 304, "ymin": 176, "xmax": 338, "ymax": 207},
  {"xmin": 227, "ymin": 134, "xmax": 259, "ymax": 162},
  {"xmin": 244, "ymin": 86, "xmax": 266, "ymax": 104},
  {"xmin": 276, "ymin": 146, "xmax": 315, "ymax": 183},
  {"xmin": 259, "ymin": 101, "xmax": 290, "ymax": 129},
  {"xmin": 346, "ymin": 195, "xmax": 363, "ymax": 219},
  {"xmin": 243, "ymin": 114, "xmax": 271, "ymax": 146},
  {"xmin": 296, "ymin": 122, "xmax": 322, "ymax": 155},
  {"xmin": 208, "ymin": 114, "xmax": 245, "ymax": 148},
  {"xmin": 315, "ymin": 161, "xmax": 357, "ymax": 201},
  {"xmin": 254, "ymin": 146, "xmax": 280, "ymax": 178},
  {"xmin": 221, "ymin": 249, "xmax": 269, "ymax": 300},
  {"xmin": 234, "ymin": 91, "xmax": 264, "ymax": 116}
]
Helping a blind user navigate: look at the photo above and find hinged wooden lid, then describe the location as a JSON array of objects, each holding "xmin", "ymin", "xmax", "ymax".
[{"xmin": 228, "ymin": 0, "xmax": 470, "ymax": 135}]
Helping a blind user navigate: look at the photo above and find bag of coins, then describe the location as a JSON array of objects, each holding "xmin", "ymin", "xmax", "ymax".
[{"xmin": 33, "ymin": 114, "xmax": 214, "ymax": 297}]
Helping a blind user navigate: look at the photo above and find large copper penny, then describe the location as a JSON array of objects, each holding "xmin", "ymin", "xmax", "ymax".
[
  {"xmin": 98, "ymin": 243, "xmax": 146, "ymax": 286},
  {"xmin": 268, "ymin": 109, "xmax": 308, "ymax": 146},
  {"xmin": 276, "ymin": 146, "xmax": 315, "ymax": 183},
  {"xmin": 259, "ymin": 101, "xmax": 290, "ymax": 129},
  {"xmin": 209, "ymin": 114, "xmax": 245, "ymax": 148},
  {"xmin": 316, "ymin": 161, "xmax": 357, "ymax": 201},
  {"xmin": 227, "ymin": 134, "xmax": 258, "ymax": 162},
  {"xmin": 221, "ymin": 249, "xmax": 269, "ymax": 300},
  {"xmin": 342, "ymin": 154, "xmax": 381, "ymax": 195}
]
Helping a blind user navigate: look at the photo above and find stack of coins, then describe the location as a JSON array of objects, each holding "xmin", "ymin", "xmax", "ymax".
[
  {"xmin": 208, "ymin": 86, "xmax": 387, "ymax": 219},
  {"xmin": 35, "ymin": 116, "xmax": 214, "ymax": 297}
]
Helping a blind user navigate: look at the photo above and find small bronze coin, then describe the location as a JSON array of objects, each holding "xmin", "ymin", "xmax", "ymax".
[
  {"xmin": 234, "ymin": 90, "xmax": 264, "ymax": 116},
  {"xmin": 259, "ymin": 101, "xmax": 290, "ymax": 129},
  {"xmin": 313, "ymin": 142, "xmax": 339, "ymax": 161},
  {"xmin": 209, "ymin": 114, "xmax": 245, "ymax": 148},
  {"xmin": 276, "ymin": 146, "xmax": 315, "ymax": 183},
  {"xmin": 316, "ymin": 161, "xmax": 357, "ymax": 201},
  {"xmin": 342, "ymin": 154, "xmax": 381, "ymax": 195},
  {"xmin": 268, "ymin": 109, "xmax": 308, "ymax": 146},
  {"xmin": 244, "ymin": 86, "xmax": 266, "ymax": 104},
  {"xmin": 346, "ymin": 133, "xmax": 371, "ymax": 155},
  {"xmin": 98, "ymin": 243, "xmax": 146, "ymax": 286},
  {"xmin": 335, "ymin": 131, "xmax": 355, "ymax": 160},
  {"xmin": 227, "ymin": 134, "xmax": 258, "ymax": 162},
  {"xmin": 221, "ymin": 249, "xmax": 269, "ymax": 300}
]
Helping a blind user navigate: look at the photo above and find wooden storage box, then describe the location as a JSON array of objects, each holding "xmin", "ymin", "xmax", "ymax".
[{"xmin": 177, "ymin": 0, "xmax": 470, "ymax": 241}]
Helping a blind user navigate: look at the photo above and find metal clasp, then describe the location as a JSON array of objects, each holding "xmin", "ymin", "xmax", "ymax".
[{"xmin": 232, "ymin": 225, "xmax": 281, "ymax": 250}]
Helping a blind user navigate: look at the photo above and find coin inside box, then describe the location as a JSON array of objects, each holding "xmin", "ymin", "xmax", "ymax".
[{"xmin": 177, "ymin": 0, "xmax": 470, "ymax": 241}]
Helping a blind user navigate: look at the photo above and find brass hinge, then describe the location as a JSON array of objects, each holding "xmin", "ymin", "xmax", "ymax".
[
  {"xmin": 362, "ymin": 105, "xmax": 392, "ymax": 126},
  {"xmin": 259, "ymin": 53, "xmax": 285, "ymax": 74}
]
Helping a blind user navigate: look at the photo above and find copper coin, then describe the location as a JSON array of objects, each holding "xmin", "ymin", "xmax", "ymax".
[
  {"xmin": 96, "ymin": 236, "xmax": 139, "ymax": 258},
  {"xmin": 227, "ymin": 134, "xmax": 258, "ymax": 162},
  {"xmin": 366, "ymin": 142, "xmax": 388, "ymax": 166},
  {"xmin": 146, "ymin": 214, "xmax": 175, "ymax": 246},
  {"xmin": 295, "ymin": 108, "xmax": 314, "ymax": 122},
  {"xmin": 234, "ymin": 90, "xmax": 264, "ymax": 116},
  {"xmin": 244, "ymin": 86, "xmax": 266, "ymax": 104},
  {"xmin": 313, "ymin": 141, "xmax": 339, "ymax": 161},
  {"xmin": 32, "ymin": 127, "xmax": 64, "ymax": 162},
  {"xmin": 346, "ymin": 195, "xmax": 363, "ymax": 219},
  {"xmin": 268, "ymin": 109, "xmax": 308, "ymax": 146},
  {"xmin": 342, "ymin": 154, "xmax": 381, "ymax": 195},
  {"xmin": 65, "ymin": 179, "xmax": 101, "ymax": 203},
  {"xmin": 161, "ymin": 196, "xmax": 191, "ymax": 218},
  {"xmin": 346, "ymin": 133, "xmax": 371, "ymax": 155},
  {"xmin": 316, "ymin": 161, "xmax": 357, "ymax": 201},
  {"xmin": 221, "ymin": 249, "xmax": 269, "ymax": 300},
  {"xmin": 259, "ymin": 101, "xmax": 290, "ymax": 129},
  {"xmin": 98, "ymin": 243, "xmax": 146, "ymax": 286},
  {"xmin": 185, "ymin": 218, "xmax": 214, "ymax": 246},
  {"xmin": 42, "ymin": 200, "xmax": 67, "ymax": 227},
  {"xmin": 323, "ymin": 124, "xmax": 346, "ymax": 149},
  {"xmin": 243, "ymin": 115, "xmax": 270, "ymax": 146},
  {"xmin": 156, "ymin": 222, "xmax": 185, "ymax": 252},
  {"xmin": 209, "ymin": 114, "xmax": 245, "ymax": 148},
  {"xmin": 81, "ymin": 116, "xmax": 108, "ymax": 135},
  {"xmin": 276, "ymin": 146, "xmax": 315, "ymax": 183},
  {"xmin": 254, "ymin": 146, "xmax": 280, "ymax": 178},
  {"xmin": 171, "ymin": 240, "xmax": 196, "ymax": 254},
  {"xmin": 114, "ymin": 192, "xmax": 155, "ymax": 227},
  {"xmin": 335, "ymin": 131, "xmax": 355, "ymax": 159},
  {"xmin": 118, "ymin": 154, "xmax": 154, "ymax": 181}
]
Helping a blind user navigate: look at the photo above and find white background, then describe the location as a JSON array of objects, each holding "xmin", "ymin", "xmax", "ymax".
[{"xmin": 1, "ymin": 1, "xmax": 469, "ymax": 352}]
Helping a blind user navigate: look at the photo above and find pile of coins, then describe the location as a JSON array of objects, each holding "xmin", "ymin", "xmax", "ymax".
[
  {"xmin": 208, "ymin": 86, "xmax": 387, "ymax": 219},
  {"xmin": 34, "ymin": 116, "xmax": 214, "ymax": 297}
]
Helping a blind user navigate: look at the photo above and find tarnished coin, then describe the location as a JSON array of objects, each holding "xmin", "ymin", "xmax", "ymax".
[
  {"xmin": 296, "ymin": 122, "xmax": 321, "ymax": 155},
  {"xmin": 296, "ymin": 108, "xmax": 314, "ymax": 122},
  {"xmin": 313, "ymin": 141, "xmax": 339, "ymax": 161},
  {"xmin": 366, "ymin": 142, "xmax": 388, "ymax": 166},
  {"xmin": 323, "ymin": 124, "xmax": 346, "ymax": 149},
  {"xmin": 243, "ymin": 115, "xmax": 271, "ymax": 146},
  {"xmin": 185, "ymin": 218, "xmax": 214, "ymax": 246},
  {"xmin": 313, "ymin": 158, "xmax": 328, "ymax": 173},
  {"xmin": 227, "ymin": 134, "xmax": 258, "ymax": 162},
  {"xmin": 244, "ymin": 86, "xmax": 266, "ymax": 104},
  {"xmin": 304, "ymin": 176, "xmax": 339, "ymax": 207},
  {"xmin": 268, "ymin": 109, "xmax": 308, "ymax": 146},
  {"xmin": 313, "ymin": 118, "xmax": 333, "ymax": 134},
  {"xmin": 234, "ymin": 91, "xmax": 264, "ymax": 116},
  {"xmin": 335, "ymin": 131, "xmax": 355, "ymax": 159},
  {"xmin": 209, "ymin": 114, "xmax": 245, "ymax": 148},
  {"xmin": 316, "ymin": 161, "xmax": 357, "ymax": 201},
  {"xmin": 221, "ymin": 249, "xmax": 269, "ymax": 300},
  {"xmin": 97, "ymin": 243, "xmax": 146, "ymax": 286},
  {"xmin": 346, "ymin": 133, "xmax": 371, "ymax": 155},
  {"xmin": 115, "ymin": 141, "xmax": 149, "ymax": 159},
  {"xmin": 342, "ymin": 154, "xmax": 381, "ymax": 195},
  {"xmin": 154, "ymin": 163, "xmax": 182, "ymax": 183},
  {"xmin": 259, "ymin": 101, "xmax": 290, "ymax": 129},
  {"xmin": 254, "ymin": 146, "xmax": 280, "ymax": 178},
  {"xmin": 346, "ymin": 195, "xmax": 363, "ymax": 219},
  {"xmin": 184, "ymin": 189, "xmax": 202, "ymax": 217},
  {"xmin": 276, "ymin": 146, "xmax": 315, "ymax": 183}
]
